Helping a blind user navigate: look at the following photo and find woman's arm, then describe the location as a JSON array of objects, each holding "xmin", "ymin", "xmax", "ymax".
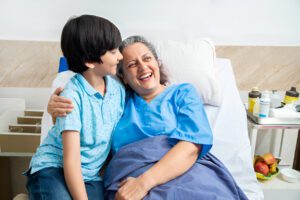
[
  {"xmin": 115, "ymin": 140, "xmax": 201, "ymax": 200},
  {"xmin": 63, "ymin": 130, "xmax": 88, "ymax": 200},
  {"xmin": 47, "ymin": 87, "xmax": 74, "ymax": 123}
]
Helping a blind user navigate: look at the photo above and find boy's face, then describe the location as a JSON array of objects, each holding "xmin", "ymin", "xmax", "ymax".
[{"xmin": 92, "ymin": 48, "xmax": 123, "ymax": 76}]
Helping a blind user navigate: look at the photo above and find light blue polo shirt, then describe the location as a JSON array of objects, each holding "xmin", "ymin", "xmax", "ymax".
[{"xmin": 29, "ymin": 74, "xmax": 125, "ymax": 181}]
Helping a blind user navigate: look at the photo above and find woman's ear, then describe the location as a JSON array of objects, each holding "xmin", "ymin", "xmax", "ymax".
[
  {"xmin": 85, "ymin": 62, "xmax": 96, "ymax": 69},
  {"xmin": 118, "ymin": 66, "xmax": 128, "ymax": 84},
  {"xmin": 122, "ymin": 74, "xmax": 128, "ymax": 84},
  {"xmin": 157, "ymin": 59, "xmax": 162, "ymax": 67}
]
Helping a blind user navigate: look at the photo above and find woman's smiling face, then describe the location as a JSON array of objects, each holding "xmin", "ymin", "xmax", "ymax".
[{"xmin": 121, "ymin": 42, "xmax": 165, "ymax": 99}]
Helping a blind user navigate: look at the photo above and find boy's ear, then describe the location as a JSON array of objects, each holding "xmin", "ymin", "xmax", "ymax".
[{"xmin": 85, "ymin": 62, "xmax": 96, "ymax": 69}]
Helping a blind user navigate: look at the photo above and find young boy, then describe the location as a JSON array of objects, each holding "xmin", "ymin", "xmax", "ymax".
[{"xmin": 25, "ymin": 15, "xmax": 124, "ymax": 200}]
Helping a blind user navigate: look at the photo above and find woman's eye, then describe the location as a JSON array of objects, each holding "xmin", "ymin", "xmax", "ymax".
[
  {"xmin": 144, "ymin": 57, "xmax": 151, "ymax": 61},
  {"xmin": 127, "ymin": 63, "xmax": 136, "ymax": 68}
]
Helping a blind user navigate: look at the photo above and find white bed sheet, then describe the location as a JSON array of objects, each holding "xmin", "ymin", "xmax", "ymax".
[{"xmin": 205, "ymin": 58, "xmax": 263, "ymax": 200}]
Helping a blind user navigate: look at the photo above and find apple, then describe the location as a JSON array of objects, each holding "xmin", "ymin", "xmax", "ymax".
[
  {"xmin": 254, "ymin": 161, "xmax": 269, "ymax": 175},
  {"xmin": 262, "ymin": 153, "xmax": 276, "ymax": 165}
]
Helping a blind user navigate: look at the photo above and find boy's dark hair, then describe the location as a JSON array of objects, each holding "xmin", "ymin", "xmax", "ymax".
[{"xmin": 61, "ymin": 15, "xmax": 121, "ymax": 73}]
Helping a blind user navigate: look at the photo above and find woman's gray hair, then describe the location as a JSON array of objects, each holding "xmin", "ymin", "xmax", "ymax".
[{"xmin": 117, "ymin": 35, "xmax": 168, "ymax": 85}]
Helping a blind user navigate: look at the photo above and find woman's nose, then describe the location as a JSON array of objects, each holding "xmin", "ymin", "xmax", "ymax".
[{"xmin": 137, "ymin": 63, "xmax": 148, "ymax": 71}]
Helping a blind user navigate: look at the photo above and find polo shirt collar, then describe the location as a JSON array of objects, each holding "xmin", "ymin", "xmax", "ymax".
[{"xmin": 76, "ymin": 73, "xmax": 111, "ymax": 97}]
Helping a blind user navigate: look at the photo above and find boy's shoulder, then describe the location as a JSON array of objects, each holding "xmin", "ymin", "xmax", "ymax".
[
  {"xmin": 107, "ymin": 75, "xmax": 123, "ymax": 86},
  {"xmin": 63, "ymin": 75, "xmax": 81, "ymax": 91},
  {"xmin": 60, "ymin": 74, "xmax": 83, "ymax": 99},
  {"xmin": 106, "ymin": 75, "xmax": 125, "ymax": 93}
]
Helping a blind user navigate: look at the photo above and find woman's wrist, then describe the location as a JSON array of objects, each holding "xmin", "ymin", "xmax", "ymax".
[{"xmin": 138, "ymin": 172, "xmax": 157, "ymax": 192}]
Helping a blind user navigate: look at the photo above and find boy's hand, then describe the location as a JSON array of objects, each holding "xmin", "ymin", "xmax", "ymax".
[{"xmin": 47, "ymin": 87, "xmax": 74, "ymax": 118}]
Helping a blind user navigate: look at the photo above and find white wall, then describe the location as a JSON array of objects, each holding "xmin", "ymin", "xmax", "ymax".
[{"xmin": 0, "ymin": 0, "xmax": 299, "ymax": 45}]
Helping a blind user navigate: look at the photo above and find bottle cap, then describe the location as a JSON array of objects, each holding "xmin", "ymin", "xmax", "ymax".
[
  {"xmin": 249, "ymin": 87, "xmax": 262, "ymax": 98},
  {"xmin": 286, "ymin": 87, "xmax": 299, "ymax": 97},
  {"xmin": 252, "ymin": 87, "xmax": 259, "ymax": 91},
  {"xmin": 291, "ymin": 87, "xmax": 297, "ymax": 92}
]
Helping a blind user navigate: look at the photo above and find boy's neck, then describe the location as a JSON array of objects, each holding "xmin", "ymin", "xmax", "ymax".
[{"xmin": 82, "ymin": 70, "xmax": 106, "ymax": 96}]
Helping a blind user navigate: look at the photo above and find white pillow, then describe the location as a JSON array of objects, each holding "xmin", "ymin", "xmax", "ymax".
[{"xmin": 153, "ymin": 38, "xmax": 221, "ymax": 106}]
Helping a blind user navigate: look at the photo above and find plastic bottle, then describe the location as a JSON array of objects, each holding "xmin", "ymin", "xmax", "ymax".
[
  {"xmin": 259, "ymin": 91, "xmax": 271, "ymax": 118},
  {"xmin": 253, "ymin": 97, "xmax": 260, "ymax": 117},
  {"xmin": 283, "ymin": 87, "xmax": 299, "ymax": 104},
  {"xmin": 248, "ymin": 87, "xmax": 262, "ymax": 113},
  {"xmin": 270, "ymin": 90, "xmax": 282, "ymax": 108}
]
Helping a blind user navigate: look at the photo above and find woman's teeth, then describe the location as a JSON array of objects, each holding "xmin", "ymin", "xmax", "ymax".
[{"xmin": 139, "ymin": 73, "xmax": 152, "ymax": 80}]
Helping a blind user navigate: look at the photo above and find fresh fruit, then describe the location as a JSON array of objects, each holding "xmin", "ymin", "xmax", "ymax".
[
  {"xmin": 253, "ymin": 155, "xmax": 264, "ymax": 165},
  {"xmin": 269, "ymin": 162, "xmax": 277, "ymax": 174},
  {"xmin": 253, "ymin": 153, "xmax": 280, "ymax": 180},
  {"xmin": 262, "ymin": 153, "xmax": 276, "ymax": 165},
  {"xmin": 254, "ymin": 161, "xmax": 269, "ymax": 175}
]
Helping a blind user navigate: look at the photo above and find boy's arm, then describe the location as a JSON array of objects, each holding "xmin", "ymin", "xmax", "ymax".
[{"xmin": 62, "ymin": 130, "xmax": 88, "ymax": 200}]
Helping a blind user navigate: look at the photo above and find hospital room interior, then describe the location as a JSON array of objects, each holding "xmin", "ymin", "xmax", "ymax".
[{"xmin": 0, "ymin": 0, "xmax": 300, "ymax": 199}]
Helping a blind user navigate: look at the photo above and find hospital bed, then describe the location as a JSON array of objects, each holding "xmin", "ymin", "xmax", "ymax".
[
  {"xmin": 208, "ymin": 58, "xmax": 263, "ymax": 200},
  {"xmin": 37, "ymin": 39, "xmax": 263, "ymax": 200}
]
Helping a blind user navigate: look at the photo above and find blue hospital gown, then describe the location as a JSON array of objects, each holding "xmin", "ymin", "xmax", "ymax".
[{"xmin": 112, "ymin": 83, "xmax": 213, "ymax": 157}]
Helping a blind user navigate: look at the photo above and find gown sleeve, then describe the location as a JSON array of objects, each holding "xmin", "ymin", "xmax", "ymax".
[{"xmin": 168, "ymin": 83, "xmax": 213, "ymax": 158}]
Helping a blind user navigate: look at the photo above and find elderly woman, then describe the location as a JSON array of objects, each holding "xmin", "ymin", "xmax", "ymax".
[{"xmin": 48, "ymin": 36, "xmax": 247, "ymax": 200}]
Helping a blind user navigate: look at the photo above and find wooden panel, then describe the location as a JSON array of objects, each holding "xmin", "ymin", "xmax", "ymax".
[
  {"xmin": 0, "ymin": 135, "xmax": 40, "ymax": 152},
  {"xmin": 216, "ymin": 46, "xmax": 300, "ymax": 91},
  {"xmin": 0, "ymin": 157, "xmax": 12, "ymax": 200},
  {"xmin": 10, "ymin": 157, "xmax": 31, "ymax": 198},
  {"xmin": 9, "ymin": 125, "xmax": 41, "ymax": 133},
  {"xmin": 0, "ymin": 40, "xmax": 61, "ymax": 87},
  {"xmin": 17, "ymin": 116, "xmax": 42, "ymax": 125},
  {"xmin": 293, "ymin": 130, "xmax": 300, "ymax": 170},
  {"xmin": 24, "ymin": 110, "xmax": 44, "ymax": 117},
  {"xmin": 0, "ymin": 40, "xmax": 299, "ymax": 91}
]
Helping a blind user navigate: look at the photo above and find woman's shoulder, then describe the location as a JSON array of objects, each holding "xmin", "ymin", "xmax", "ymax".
[
  {"xmin": 168, "ymin": 83, "xmax": 203, "ymax": 104},
  {"xmin": 169, "ymin": 83, "xmax": 198, "ymax": 94}
]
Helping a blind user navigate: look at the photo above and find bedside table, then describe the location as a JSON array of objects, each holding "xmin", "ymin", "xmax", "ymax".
[
  {"xmin": 259, "ymin": 174, "xmax": 300, "ymax": 200},
  {"xmin": 247, "ymin": 117, "xmax": 300, "ymax": 159}
]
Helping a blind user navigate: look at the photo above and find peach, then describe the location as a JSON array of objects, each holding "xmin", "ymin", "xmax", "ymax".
[
  {"xmin": 262, "ymin": 153, "xmax": 276, "ymax": 165},
  {"xmin": 255, "ymin": 161, "xmax": 269, "ymax": 175}
]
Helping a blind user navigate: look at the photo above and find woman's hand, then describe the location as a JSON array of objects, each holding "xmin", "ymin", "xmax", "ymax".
[
  {"xmin": 115, "ymin": 177, "xmax": 150, "ymax": 200},
  {"xmin": 47, "ymin": 87, "xmax": 74, "ymax": 118}
]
